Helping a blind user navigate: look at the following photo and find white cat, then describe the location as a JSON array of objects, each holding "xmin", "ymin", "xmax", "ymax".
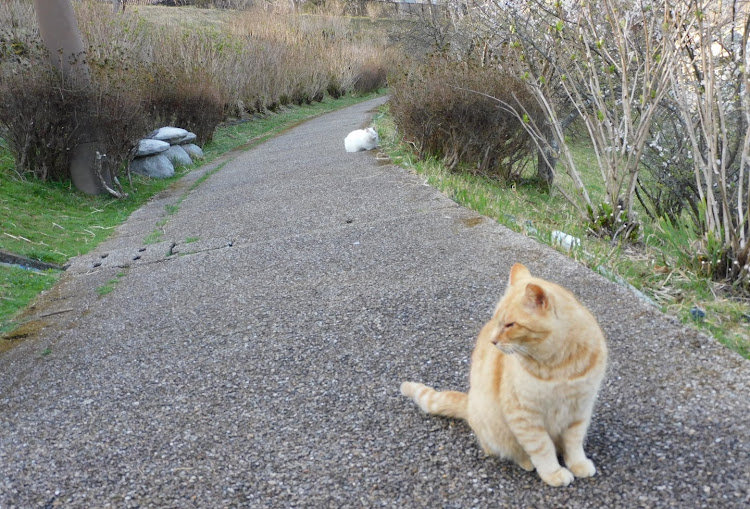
[{"xmin": 344, "ymin": 127, "xmax": 379, "ymax": 152}]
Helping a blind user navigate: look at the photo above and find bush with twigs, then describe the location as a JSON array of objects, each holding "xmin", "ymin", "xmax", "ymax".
[
  {"xmin": 0, "ymin": 3, "xmax": 150, "ymax": 186},
  {"xmin": 389, "ymin": 56, "xmax": 543, "ymax": 182}
]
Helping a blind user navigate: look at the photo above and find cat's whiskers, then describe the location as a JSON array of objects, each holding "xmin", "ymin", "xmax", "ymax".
[
  {"xmin": 494, "ymin": 342, "xmax": 517, "ymax": 356},
  {"xmin": 499, "ymin": 342, "xmax": 535, "ymax": 360}
]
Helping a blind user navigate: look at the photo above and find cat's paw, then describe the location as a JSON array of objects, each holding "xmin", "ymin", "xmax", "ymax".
[
  {"xmin": 568, "ymin": 459, "xmax": 596, "ymax": 478},
  {"xmin": 516, "ymin": 457, "xmax": 534, "ymax": 472},
  {"xmin": 539, "ymin": 467, "xmax": 574, "ymax": 487}
]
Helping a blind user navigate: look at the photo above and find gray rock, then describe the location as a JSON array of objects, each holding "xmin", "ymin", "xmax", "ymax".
[
  {"xmin": 164, "ymin": 145, "xmax": 193, "ymax": 167},
  {"xmin": 181, "ymin": 143, "xmax": 204, "ymax": 160},
  {"xmin": 134, "ymin": 139, "xmax": 170, "ymax": 157},
  {"xmin": 149, "ymin": 126, "xmax": 190, "ymax": 145},
  {"xmin": 130, "ymin": 153, "xmax": 175, "ymax": 178},
  {"xmin": 179, "ymin": 132, "xmax": 197, "ymax": 145}
]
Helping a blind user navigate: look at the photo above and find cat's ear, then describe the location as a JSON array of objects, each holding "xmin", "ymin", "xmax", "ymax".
[
  {"xmin": 524, "ymin": 283, "xmax": 549, "ymax": 312},
  {"xmin": 509, "ymin": 263, "xmax": 531, "ymax": 285}
]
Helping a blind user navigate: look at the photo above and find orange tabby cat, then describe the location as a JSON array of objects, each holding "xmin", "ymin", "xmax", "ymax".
[{"xmin": 401, "ymin": 263, "xmax": 608, "ymax": 487}]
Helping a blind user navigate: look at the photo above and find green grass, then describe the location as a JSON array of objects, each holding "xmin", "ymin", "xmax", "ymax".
[
  {"xmin": 373, "ymin": 106, "xmax": 750, "ymax": 359},
  {"xmin": 96, "ymin": 270, "xmax": 127, "ymax": 297},
  {"xmin": 0, "ymin": 266, "xmax": 60, "ymax": 335},
  {"xmin": 0, "ymin": 91, "xmax": 385, "ymax": 338},
  {"xmin": 0, "ymin": 164, "xmax": 173, "ymax": 266}
]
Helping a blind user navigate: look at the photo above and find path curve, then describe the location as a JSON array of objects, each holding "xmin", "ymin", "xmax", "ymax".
[{"xmin": 1, "ymin": 97, "xmax": 748, "ymax": 508}]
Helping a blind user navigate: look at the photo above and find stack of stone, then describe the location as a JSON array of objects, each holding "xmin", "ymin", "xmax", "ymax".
[{"xmin": 130, "ymin": 127, "xmax": 205, "ymax": 178}]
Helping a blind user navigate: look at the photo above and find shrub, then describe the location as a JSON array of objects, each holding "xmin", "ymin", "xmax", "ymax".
[
  {"xmin": 389, "ymin": 57, "xmax": 543, "ymax": 182},
  {"xmin": 0, "ymin": 5, "xmax": 78, "ymax": 181},
  {"xmin": 326, "ymin": 75, "xmax": 346, "ymax": 99},
  {"xmin": 0, "ymin": 60, "xmax": 153, "ymax": 185},
  {"xmin": 353, "ymin": 61, "xmax": 386, "ymax": 94},
  {"xmin": 0, "ymin": 65, "xmax": 82, "ymax": 181},
  {"xmin": 0, "ymin": 2, "xmax": 154, "ymax": 185},
  {"xmin": 636, "ymin": 104, "xmax": 698, "ymax": 224},
  {"xmin": 0, "ymin": 23, "xmax": 149, "ymax": 186},
  {"xmin": 144, "ymin": 66, "xmax": 225, "ymax": 145},
  {"xmin": 87, "ymin": 52, "xmax": 158, "ymax": 180}
]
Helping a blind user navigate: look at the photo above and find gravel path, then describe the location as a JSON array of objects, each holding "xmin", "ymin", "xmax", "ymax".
[{"xmin": 1, "ymin": 97, "xmax": 748, "ymax": 508}]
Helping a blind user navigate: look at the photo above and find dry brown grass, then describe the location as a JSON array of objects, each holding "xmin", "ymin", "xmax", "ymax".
[
  {"xmin": 124, "ymin": 4, "xmax": 394, "ymax": 113},
  {"xmin": 124, "ymin": 5, "xmax": 235, "ymax": 26},
  {"xmin": 225, "ymin": 9, "xmax": 391, "ymax": 109},
  {"xmin": 389, "ymin": 56, "xmax": 542, "ymax": 181},
  {"xmin": 0, "ymin": 1, "xmax": 394, "ymax": 182}
]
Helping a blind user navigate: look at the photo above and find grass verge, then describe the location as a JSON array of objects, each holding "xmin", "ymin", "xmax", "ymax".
[
  {"xmin": 0, "ymin": 91, "xmax": 384, "ymax": 339},
  {"xmin": 373, "ymin": 105, "xmax": 750, "ymax": 359},
  {"xmin": 0, "ymin": 266, "xmax": 58, "ymax": 336}
]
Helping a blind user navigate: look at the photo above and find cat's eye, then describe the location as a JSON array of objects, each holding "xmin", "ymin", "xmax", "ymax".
[{"xmin": 504, "ymin": 322, "xmax": 516, "ymax": 329}]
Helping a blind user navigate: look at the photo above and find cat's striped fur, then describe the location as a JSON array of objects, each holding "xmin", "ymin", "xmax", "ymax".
[{"xmin": 401, "ymin": 263, "xmax": 608, "ymax": 487}]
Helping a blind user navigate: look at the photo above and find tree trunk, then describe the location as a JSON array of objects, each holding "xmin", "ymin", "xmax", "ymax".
[
  {"xmin": 537, "ymin": 126, "xmax": 557, "ymax": 187},
  {"xmin": 33, "ymin": 0, "xmax": 109, "ymax": 195}
]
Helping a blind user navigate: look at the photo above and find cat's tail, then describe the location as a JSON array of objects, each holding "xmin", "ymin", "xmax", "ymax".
[{"xmin": 400, "ymin": 381, "xmax": 468, "ymax": 420}]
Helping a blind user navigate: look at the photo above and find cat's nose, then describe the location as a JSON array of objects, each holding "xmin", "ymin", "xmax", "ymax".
[{"xmin": 490, "ymin": 321, "xmax": 502, "ymax": 344}]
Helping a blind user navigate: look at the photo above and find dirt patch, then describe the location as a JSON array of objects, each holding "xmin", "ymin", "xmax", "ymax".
[
  {"xmin": 0, "ymin": 320, "xmax": 48, "ymax": 355},
  {"xmin": 16, "ymin": 278, "xmax": 70, "ymax": 320},
  {"xmin": 0, "ymin": 275, "xmax": 79, "ymax": 356},
  {"xmin": 461, "ymin": 217, "xmax": 484, "ymax": 228}
]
